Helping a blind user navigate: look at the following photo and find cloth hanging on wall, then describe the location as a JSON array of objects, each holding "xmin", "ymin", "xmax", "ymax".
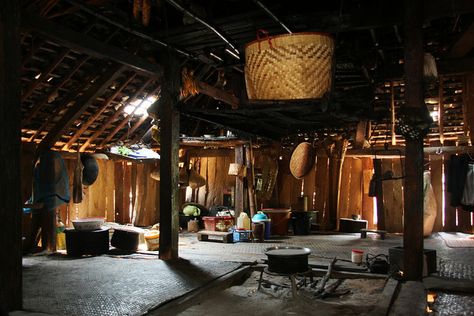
[
  {"xmin": 448, "ymin": 154, "xmax": 474, "ymax": 212},
  {"xmin": 461, "ymin": 163, "xmax": 474, "ymax": 206},
  {"xmin": 32, "ymin": 150, "xmax": 70, "ymax": 211}
]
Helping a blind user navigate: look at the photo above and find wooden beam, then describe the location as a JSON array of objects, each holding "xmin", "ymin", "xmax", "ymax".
[
  {"xmin": 97, "ymin": 85, "xmax": 160, "ymax": 148},
  {"xmin": 158, "ymin": 51, "xmax": 180, "ymax": 260},
  {"xmin": 27, "ymin": 68, "xmax": 101, "ymax": 143},
  {"xmin": 438, "ymin": 76, "xmax": 445, "ymax": 145},
  {"xmin": 390, "ymin": 82, "xmax": 396, "ymax": 145},
  {"xmin": 354, "ymin": 120, "xmax": 368, "ymax": 149},
  {"xmin": 186, "ymin": 148, "xmax": 234, "ymax": 157},
  {"xmin": 80, "ymin": 78, "xmax": 153, "ymax": 151},
  {"xmin": 234, "ymin": 145, "xmax": 244, "ymax": 217},
  {"xmin": 21, "ymin": 11, "xmax": 163, "ymax": 77},
  {"xmin": 21, "ymin": 48, "xmax": 69, "ymax": 102},
  {"xmin": 62, "ymin": 74, "xmax": 136, "ymax": 150},
  {"xmin": 196, "ymin": 81, "xmax": 239, "ymax": 109},
  {"xmin": 449, "ymin": 22, "xmax": 474, "ymax": 58},
  {"xmin": 21, "ymin": 38, "xmax": 44, "ymax": 69},
  {"xmin": 297, "ymin": 0, "xmax": 474, "ymax": 32},
  {"xmin": 403, "ymin": 0, "xmax": 425, "ymax": 281},
  {"xmin": 38, "ymin": 64, "xmax": 124, "ymax": 151},
  {"xmin": 120, "ymin": 115, "xmax": 149, "ymax": 143},
  {"xmin": 22, "ymin": 55, "xmax": 90, "ymax": 127},
  {"xmin": 0, "ymin": 0, "xmax": 22, "ymax": 311},
  {"xmin": 373, "ymin": 159, "xmax": 385, "ymax": 230},
  {"xmin": 464, "ymin": 73, "xmax": 474, "ymax": 145}
]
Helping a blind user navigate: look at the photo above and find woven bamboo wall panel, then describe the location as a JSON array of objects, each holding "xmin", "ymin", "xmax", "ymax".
[{"xmin": 245, "ymin": 33, "xmax": 334, "ymax": 100}]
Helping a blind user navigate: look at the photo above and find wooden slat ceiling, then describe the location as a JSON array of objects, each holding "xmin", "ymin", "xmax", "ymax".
[{"xmin": 19, "ymin": 0, "xmax": 474, "ymax": 151}]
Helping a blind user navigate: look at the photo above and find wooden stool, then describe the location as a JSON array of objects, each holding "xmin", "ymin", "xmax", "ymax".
[
  {"xmin": 360, "ymin": 228, "xmax": 387, "ymax": 240},
  {"xmin": 197, "ymin": 230, "xmax": 233, "ymax": 243}
]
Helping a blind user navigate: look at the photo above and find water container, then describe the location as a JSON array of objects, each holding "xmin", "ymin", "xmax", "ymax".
[{"xmin": 237, "ymin": 212, "xmax": 251, "ymax": 230}]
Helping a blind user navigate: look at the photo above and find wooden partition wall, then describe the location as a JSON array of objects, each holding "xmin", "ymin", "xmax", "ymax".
[
  {"xmin": 21, "ymin": 148, "xmax": 473, "ymax": 233},
  {"xmin": 55, "ymin": 159, "xmax": 161, "ymax": 228},
  {"xmin": 274, "ymin": 155, "xmax": 473, "ymax": 234}
]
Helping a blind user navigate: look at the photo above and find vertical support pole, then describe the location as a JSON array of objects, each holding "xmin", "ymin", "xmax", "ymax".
[
  {"xmin": 0, "ymin": 0, "xmax": 22, "ymax": 311},
  {"xmin": 390, "ymin": 82, "xmax": 397, "ymax": 146},
  {"xmin": 438, "ymin": 76, "xmax": 444, "ymax": 145},
  {"xmin": 373, "ymin": 159, "xmax": 385, "ymax": 230},
  {"xmin": 234, "ymin": 145, "xmax": 244, "ymax": 217},
  {"xmin": 403, "ymin": 0, "xmax": 425, "ymax": 281},
  {"xmin": 462, "ymin": 73, "xmax": 474, "ymax": 144},
  {"xmin": 158, "ymin": 50, "xmax": 180, "ymax": 260},
  {"xmin": 246, "ymin": 144, "xmax": 257, "ymax": 218}
]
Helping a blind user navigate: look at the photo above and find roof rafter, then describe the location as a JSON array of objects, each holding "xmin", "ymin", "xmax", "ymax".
[
  {"xmin": 62, "ymin": 73, "xmax": 138, "ymax": 151},
  {"xmin": 38, "ymin": 63, "xmax": 125, "ymax": 151},
  {"xmin": 79, "ymin": 77, "xmax": 154, "ymax": 151},
  {"xmin": 22, "ymin": 11, "xmax": 163, "ymax": 77}
]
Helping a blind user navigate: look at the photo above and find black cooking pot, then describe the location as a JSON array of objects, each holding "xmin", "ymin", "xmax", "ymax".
[
  {"xmin": 265, "ymin": 246, "xmax": 311, "ymax": 274},
  {"xmin": 111, "ymin": 228, "xmax": 139, "ymax": 252}
]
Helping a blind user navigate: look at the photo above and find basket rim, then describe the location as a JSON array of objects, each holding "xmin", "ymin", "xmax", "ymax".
[{"xmin": 245, "ymin": 31, "xmax": 333, "ymax": 49}]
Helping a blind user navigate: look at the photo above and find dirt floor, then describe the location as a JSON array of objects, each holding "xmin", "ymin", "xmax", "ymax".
[{"xmin": 177, "ymin": 271, "xmax": 386, "ymax": 316}]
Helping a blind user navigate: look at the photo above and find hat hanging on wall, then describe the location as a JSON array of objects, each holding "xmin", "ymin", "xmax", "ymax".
[{"xmin": 81, "ymin": 154, "xmax": 99, "ymax": 186}]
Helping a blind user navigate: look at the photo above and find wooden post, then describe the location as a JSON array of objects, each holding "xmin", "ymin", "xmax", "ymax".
[
  {"xmin": 246, "ymin": 144, "xmax": 257, "ymax": 218},
  {"xmin": 325, "ymin": 138, "xmax": 348, "ymax": 230},
  {"xmin": 390, "ymin": 82, "xmax": 397, "ymax": 146},
  {"xmin": 373, "ymin": 159, "xmax": 385, "ymax": 230},
  {"xmin": 234, "ymin": 146, "xmax": 244, "ymax": 217},
  {"xmin": 157, "ymin": 50, "xmax": 180, "ymax": 260},
  {"xmin": 438, "ymin": 76, "xmax": 445, "ymax": 145},
  {"xmin": 403, "ymin": 0, "xmax": 425, "ymax": 281},
  {"xmin": 0, "ymin": 0, "xmax": 22, "ymax": 311},
  {"xmin": 463, "ymin": 73, "xmax": 474, "ymax": 145}
]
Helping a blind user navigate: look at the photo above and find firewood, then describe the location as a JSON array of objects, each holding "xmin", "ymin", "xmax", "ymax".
[{"xmin": 314, "ymin": 257, "xmax": 337, "ymax": 297}]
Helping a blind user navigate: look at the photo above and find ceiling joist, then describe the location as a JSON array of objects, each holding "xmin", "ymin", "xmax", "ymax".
[{"xmin": 22, "ymin": 11, "xmax": 163, "ymax": 77}]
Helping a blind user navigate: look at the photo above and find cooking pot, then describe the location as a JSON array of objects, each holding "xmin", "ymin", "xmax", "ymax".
[
  {"xmin": 111, "ymin": 228, "xmax": 140, "ymax": 252},
  {"xmin": 265, "ymin": 246, "xmax": 311, "ymax": 274}
]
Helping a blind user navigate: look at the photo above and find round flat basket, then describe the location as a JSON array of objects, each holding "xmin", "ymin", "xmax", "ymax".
[{"xmin": 289, "ymin": 142, "xmax": 315, "ymax": 179}]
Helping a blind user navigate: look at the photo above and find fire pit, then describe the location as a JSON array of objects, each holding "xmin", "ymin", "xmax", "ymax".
[{"xmin": 265, "ymin": 246, "xmax": 311, "ymax": 274}]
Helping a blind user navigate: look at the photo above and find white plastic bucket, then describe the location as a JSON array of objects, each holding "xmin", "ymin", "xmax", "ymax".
[{"xmin": 351, "ymin": 249, "xmax": 364, "ymax": 265}]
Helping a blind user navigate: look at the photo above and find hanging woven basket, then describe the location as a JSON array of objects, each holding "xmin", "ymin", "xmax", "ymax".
[
  {"xmin": 245, "ymin": 31, "xmax": 334, "ymax": 100},
  {"xmin": 289, "ymin": 142, "xmax": 315, "ymax": 179}
]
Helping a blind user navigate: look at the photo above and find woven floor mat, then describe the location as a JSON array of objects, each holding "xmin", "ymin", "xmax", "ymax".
[{"xmin": 439, "ymin": 232, "xmax": 474, "ymax": 248}]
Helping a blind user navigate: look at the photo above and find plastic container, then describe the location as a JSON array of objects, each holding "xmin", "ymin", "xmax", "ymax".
[
  {"xmin": 144, "ymin": 230, "xmax": 160, "ymax": 251},
  {"xmin": 202, "ymin": 216, "xmax": 234, "ymax": 232},
  {"xmin": 259, "ymin": 219, "xmax": 271, "ymax": 239},
  {"xmin": 261, "ymin": 208, "xmax": 291, "ymax": 236},
  {"xmin": 351, "ymin": 249, "xmax": 364, "ymax": 265},
  {"xmin": 252, "ymin": 222, "xmax": 264, "ymax": 242},
  {"xmin": 252, "ymin": 211, "xmax": 268, "ymax": 222},
  {"xmin": 237, "ymin": 212, "xmax": 251, "ymax": 230},
  {"xmin": 291, "ymin": 211, "xmax": 314, "ymax": 235},
  {"xmin": 187, "ymin": 219, "xmax": 199, "ymax": 232},
  {"xmin": 233, "ymin": 230, "xmax": 252, "ymax": 242}
]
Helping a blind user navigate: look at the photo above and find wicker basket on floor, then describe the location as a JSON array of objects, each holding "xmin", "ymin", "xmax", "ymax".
[{"xmin": 245, "ymin": 31, "xmax": 334, "ymax": 100}]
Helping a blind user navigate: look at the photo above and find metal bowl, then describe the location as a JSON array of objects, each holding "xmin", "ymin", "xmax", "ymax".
[
  {"xmin": 264, "ymin": 246, "xmax": 311, "ymax": 274},
  {"xmin": 71, "ymin": 218, "xmax": 104, "ymax": 231}
]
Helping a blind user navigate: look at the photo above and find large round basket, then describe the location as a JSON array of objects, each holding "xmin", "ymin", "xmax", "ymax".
[
  {"xmin": 289, "ymin": 142, "xmax": 315, "ymax": 179},
  {"xmin": 245, "ymin": 32, "xmax": 334, "ymax": 100}
]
